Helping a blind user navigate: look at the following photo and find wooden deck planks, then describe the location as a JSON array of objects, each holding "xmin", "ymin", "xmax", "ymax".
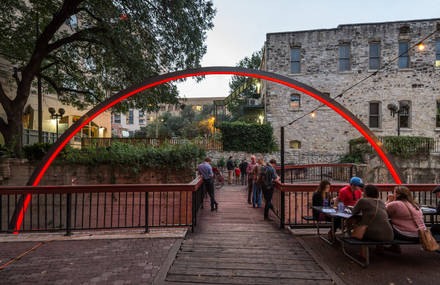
[{"xmin": 164, "ymin": 185, "xmax": 333, "ymax": 284}]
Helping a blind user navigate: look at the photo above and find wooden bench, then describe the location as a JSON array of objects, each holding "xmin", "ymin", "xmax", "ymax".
[{"xmin": 340, "ymin": 236, "xmax": 440, "ymax": 267}]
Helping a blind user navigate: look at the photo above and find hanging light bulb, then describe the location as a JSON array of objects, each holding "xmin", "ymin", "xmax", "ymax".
[
  {"xmin": 311, "ymin": 112, "xmax": 316, "ymax": 118},
  {"xmin": 418, "ymin": 42, "xmax": 426, "ymax": 51}
]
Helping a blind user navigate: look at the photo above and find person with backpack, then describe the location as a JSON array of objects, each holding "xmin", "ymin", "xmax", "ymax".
[{"xmin": 261, "ymin": 159, "xmax": 280, "ymax": 220}]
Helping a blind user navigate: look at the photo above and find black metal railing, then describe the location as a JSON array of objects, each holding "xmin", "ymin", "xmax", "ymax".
[
  {"xmin": 0, "ymin": 178, "xmax": 204, "ymax": 235},
  {"xmin": 276, "ymin": 164, "xmax": 356, "ymax": 183},
  {"xmin": 274, "ymin": 183, "xmax": 439, "ymax": 228}
]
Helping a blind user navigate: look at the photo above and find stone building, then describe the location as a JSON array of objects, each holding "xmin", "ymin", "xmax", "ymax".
[{"xmin": 262, "ymin": 18, "xmax": 440, "ymax": 164}]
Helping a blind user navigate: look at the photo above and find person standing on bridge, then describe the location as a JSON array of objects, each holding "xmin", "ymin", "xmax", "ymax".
[
  {"xmin": 226, "ymin": 156, "xmax": 235, "ymax": 185},
  {"xmin": 246, "ymin": 155, "xmax": 257, "ymax": 204},
  {"xmin": 198, "ymin": 157, "xmax": 218, "ymax": 211},
  {"xmin": 261, "ymin": 159, "xmax": 280, "ymax": 220},
  {"xmin": 239, "ymin": 159, "xmax": 248, "ymax": 186}
]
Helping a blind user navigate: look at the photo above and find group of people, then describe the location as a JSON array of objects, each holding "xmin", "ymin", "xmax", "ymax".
[
  {"xmin": 226, "ymin": 156, "xmax": 251, "ymax": 186},
  {"xmin": 245, "ymin": 155, "xmax": 279, "ymax": 219},
  {"xmin": 313, "ymin": 176, "xmax": 440, "ymax": 251},
  {"xmin": 198, "ymin": 155, "xmax": 280, "ymax": 220}
]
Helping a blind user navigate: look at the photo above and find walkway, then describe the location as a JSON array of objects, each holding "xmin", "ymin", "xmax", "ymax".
[{"xmin": 164, "ymin": 185, "xmax": 334, "ymax": 285}]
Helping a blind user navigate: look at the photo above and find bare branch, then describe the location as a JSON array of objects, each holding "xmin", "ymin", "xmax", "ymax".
[
  {"xmin": 47, "ymin": 27, "xmax": 105, "ymax": 53},
  {"xmin": 40, "ymin": 61, "xmax": 59, "ymax": 71}
]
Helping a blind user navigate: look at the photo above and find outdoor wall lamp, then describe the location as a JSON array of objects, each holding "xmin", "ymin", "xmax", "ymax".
[{"xmin": 387, "ymin": 101, "xmax": 409, "ymax": 136}]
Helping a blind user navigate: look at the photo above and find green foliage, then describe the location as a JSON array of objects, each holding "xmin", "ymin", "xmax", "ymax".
[
  {"xmin": 227, "ymin": 49, "xmax": 263, "ymax": 120},
  {"xmin": 23, "ymin": 143, "xmax": 53, "ymax": 161},
  {"xmin": 216, "ymin": 157, "xmax": 226, "ymax": 169},
  {"xmin": 0, "ymin": 0, "xmax": 216, "ymax": 154},
  {"xmin": 58, "ymin": 142, "xmax": 205, "ymax": 170},
  {"xmin": 21, "ymin": 142, "xmax": 205, "ymax": 170},
  {"xmin": 218, "ymin": 122, "xmax": 277, "ymax": 153},
  {"xmin": 135, "ymin": 104, "xmax": 215, "ymax": 139},
  {"xmin": 344, "ymin": 136, "xmax": 434, "ymax": 162}
]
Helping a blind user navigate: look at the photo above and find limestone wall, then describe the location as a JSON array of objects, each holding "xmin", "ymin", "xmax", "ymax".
[{"xmin": 264, "ymin": 19, "xmax": 440, "ymax": 160}]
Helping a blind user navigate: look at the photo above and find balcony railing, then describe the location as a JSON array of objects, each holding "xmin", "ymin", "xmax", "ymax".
[{"xmin": 0, "ymin": 178, "xmax": 204, "ymax": 235}]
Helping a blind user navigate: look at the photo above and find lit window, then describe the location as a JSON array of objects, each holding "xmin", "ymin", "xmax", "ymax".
[
  {"xmin": 289, "ymin": 140, "xmax": 301, "ymax": 149},
  {"xmin": 399, "ymin": 100, "xmax": 411, "ymax": 128},
  {"xmin": 369, "ymin": 102, "xmax": 381, "ymax": 128},
  {"xmin": 398, "ymin": 42, "xmax": 409, "ymax": 69},
  {"xmin": 290, "ymin": 48, "xmax": 301, "ymax": 73},
  {"xmin": 290, "ymin": 94, "xmax": 300, "ymax": 109},
  {"xmin": 339, "ymin": 44, "xmax": 350, "ymax": 71},
  {"xmin": 369, "ymin": 43, "xmax": 380, "ymax": 70},
  {"xmin": 194, "ymin": 105, "xmax": 202, "ymax": 111}
]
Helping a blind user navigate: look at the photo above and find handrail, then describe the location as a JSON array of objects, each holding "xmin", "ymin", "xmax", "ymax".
[
  {"xmin": 276, "ymin": 182, "xmax": 438, "ymax": 193},
  {"xmin": 275, "ymin": 163, "xmax": 356, "ymax": 170},
  {"xmin": 0, "ymin": 176, "xmax": 203, "ymax": 195}
]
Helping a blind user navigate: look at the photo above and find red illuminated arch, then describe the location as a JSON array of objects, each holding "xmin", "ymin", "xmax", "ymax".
[{"xmin": 10, "ymin": 66, "xmax": 403, "ymax": 232}]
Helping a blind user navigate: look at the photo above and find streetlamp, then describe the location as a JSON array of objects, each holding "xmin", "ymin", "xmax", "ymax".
[
  {"xmin": 387, "ymin": 101, "xmax": 409, "ymax": 136},
  {"xmin": 48, "ymin": 107, "xmax": 65, "ymax": 139}
]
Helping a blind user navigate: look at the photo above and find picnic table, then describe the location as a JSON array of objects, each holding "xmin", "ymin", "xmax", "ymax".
[{"xmin": 312, "ymin": 205, "xmax": 439, "ymax": 267}]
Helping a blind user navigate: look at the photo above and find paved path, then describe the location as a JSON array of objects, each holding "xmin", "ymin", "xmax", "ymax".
[{"xmin": 164, "ymin": 185, "xmax": 334, "ymax": 285}]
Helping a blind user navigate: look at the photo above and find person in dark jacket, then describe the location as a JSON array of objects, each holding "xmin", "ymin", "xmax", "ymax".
[
  {"xmin": 239, "ymin": 159, "xmax": 248, "ymax": 185},
  {"xmin": 312, "ymin": 180, "xmax": 331, "ymax": 220}
]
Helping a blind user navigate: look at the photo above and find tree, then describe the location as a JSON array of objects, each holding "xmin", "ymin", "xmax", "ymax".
[
  {"xmin": 227, "ymin": 49, "xmax": 262, "ymax": 120},
  {"xmin": 0, "ymin": 0, "xmax": 215, "ymax": 155}
]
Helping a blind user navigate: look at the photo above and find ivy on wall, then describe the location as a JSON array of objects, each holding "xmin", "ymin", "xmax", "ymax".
[
  {"xmin": 217, "ymin": 122, "xmax": 277, "ymax": 153},
  {"xmin": 341, "ymin": 136, "xmax": 434, "ymax": 163}
]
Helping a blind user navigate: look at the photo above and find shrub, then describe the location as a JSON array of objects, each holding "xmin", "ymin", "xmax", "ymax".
[
  {"xmin": 218, "ymin": 122, "xmax": 277, "ymax": 153},
  {"xmin": 23, "ymin": 143, "xmax": 53, "ymax": 161}
]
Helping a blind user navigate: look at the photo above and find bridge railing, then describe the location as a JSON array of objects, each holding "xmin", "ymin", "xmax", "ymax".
[
  {"xmin": 0, "ymin": 177, "xmax": 204, "ymax": 235},
  {"xmin": 275, "ymin": 163, "xmax": 356, "ymax": 183},
  {"xmin": 273, "ymin": 183, "xmax": 439, "ymax": 228}
]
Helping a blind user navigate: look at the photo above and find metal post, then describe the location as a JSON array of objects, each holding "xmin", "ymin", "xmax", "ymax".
[
  {"xmin": 56, "ymin": 117, "xmax": 59, "ymax": 139},
  {"xmin": 65, "ymin": 193, "xmax": 72, "ymax": 236},
  {"xmin": 280, "ymin": 126, "xmax": 285, "ymax": 229},
  {"xmin": 397, "ymin": 111, "xmax": 401, "ymax": 137},
  {"xmin": 145, "ymin": 192, "xmax": 149, "ymax": 233}
]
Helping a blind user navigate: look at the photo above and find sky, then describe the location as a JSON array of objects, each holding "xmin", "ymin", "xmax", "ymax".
[{"xmin": 176, "ymin": 0, "xmax": 440, "ymax": 99}]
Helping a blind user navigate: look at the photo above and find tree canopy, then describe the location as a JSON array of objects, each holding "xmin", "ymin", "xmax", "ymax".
[
  {"xmin": 227, "ymin": 49, "xmax": 262, "ymax": 120},
  {"xmin": 0, "ymin": 0, "xmax": 216, "ymax": 154}
]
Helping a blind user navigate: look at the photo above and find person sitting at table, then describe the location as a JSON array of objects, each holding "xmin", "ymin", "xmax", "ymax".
[
  {"xmin": 336, "ymin": 177, "xmax": 364, "ymax": 207},
  {"xmin": 312, "ymin": 180, "xmax": 331, "ymax": 220},
  {"xmin": 313, "ymin": 180, "xmax": 341, "ymax": 239},
  {"xmin": 386, "ymin": 186, "xmax": 426, "ymax": 242},
  {"xmin": 351, "ymin": 184, "xmax": 394, "ymax": 241},
  {"xmin": 430, "ymin": 185, "xmax": 440, "ymax": 236}
]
